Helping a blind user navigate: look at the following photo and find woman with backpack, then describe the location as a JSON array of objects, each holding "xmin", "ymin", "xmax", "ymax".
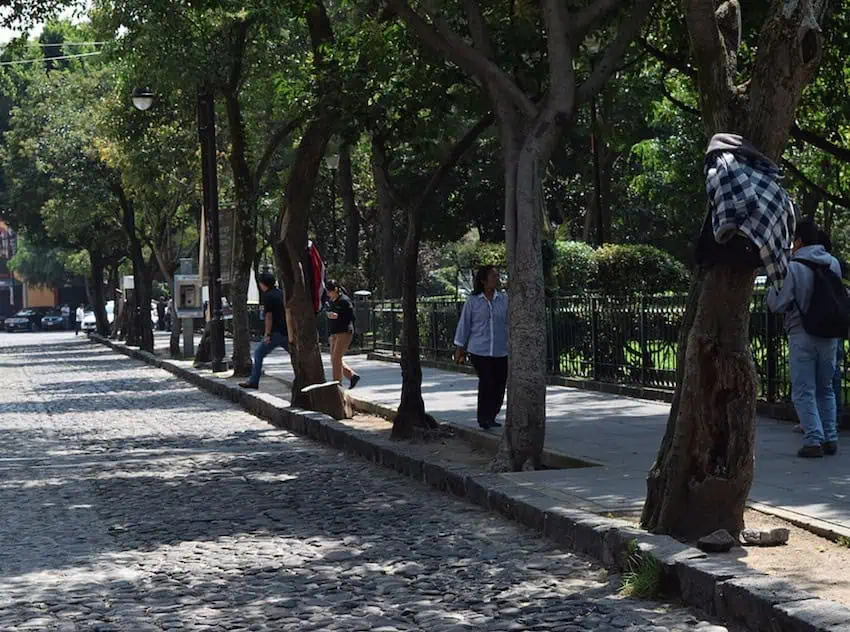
[{"xmin": 326, "ymin": 280, "xmax": 360, "ymax": 389}]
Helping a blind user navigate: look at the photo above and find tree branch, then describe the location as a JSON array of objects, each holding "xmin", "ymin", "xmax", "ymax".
[
  {"xmin": 660, "ymin": 67, "xmax": 700, "ymax": 116},
  {"xmin": 572, "ymin": 0, "xmax": 624, "ymax": 40},
  {"xmin": 782, "ymin": 159, "xmax": 850, "ymax": 209},
  {"xmin": 640, "ymin": 39, "xmax": 696, "ymax": 77},
  {"xmin": 791, "ymin": 125, "xmax": 850, "ymax": 164},
  {"xmin": 416, "ymin": 113, "xmax": 494, "ymax": 210},
  {"xmin": 576, "ymin": 0, "xmax": 657, "ymax": 105},
  {"xmin": 387, "ymin": 0, "xmax": 537, "ymax": 118},
  {"xmin": 253, "ymin": 116, "xmax": 304, "ymax": 191}
]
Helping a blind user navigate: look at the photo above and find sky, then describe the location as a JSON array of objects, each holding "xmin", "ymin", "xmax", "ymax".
[{"xmin": 0, "ymin": 5, "xmax": 86, "ymax": 45}]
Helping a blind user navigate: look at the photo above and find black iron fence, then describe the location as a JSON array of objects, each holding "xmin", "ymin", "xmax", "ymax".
[{"xmin": 341, "ymin": 296, "xmax": 848, "ymax": 408}]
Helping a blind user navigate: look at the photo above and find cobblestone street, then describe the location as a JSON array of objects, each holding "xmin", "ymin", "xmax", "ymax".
[{"xmin": 0, "ymin": 334, "xmax": 731, "ymax": 632}]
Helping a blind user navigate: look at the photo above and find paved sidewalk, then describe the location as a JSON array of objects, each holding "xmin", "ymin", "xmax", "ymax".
[{"xmin": 154, "ymin": 333, "xmax": 850, "ymax": 538}]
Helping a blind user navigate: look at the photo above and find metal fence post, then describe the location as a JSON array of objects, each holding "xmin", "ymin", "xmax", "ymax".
[
  {"xmin": 591, "ymin": 296, "xmax": 600, "ymax": 381},
  {"xmin": 639, "ymin": 297, "xmax": 648, "ymax": 387},
  {"xmin": 766, "ymin": 309, "xmax": 777, "ymax": 403}
]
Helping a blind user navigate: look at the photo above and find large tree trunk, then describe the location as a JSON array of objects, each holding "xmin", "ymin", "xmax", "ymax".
[
  {"xmin": 642, "ymin": 0, "xmax": 827, "ymax": 539},
  {"xmin": 223, "ymin": 87, "xmax": 256, "ymax": 377},
  {"xmin": 339, "ymin": 144, "xmax": 360, "ymax": 266},
  {"xmin": 642, "ymin": 265, "xmax": 756, "ymax": 536},
  {"xmin": 490, "ymin": 141, "xmax": 548, "ymax": 472},
  {"xmin": 89, "ymin": 250, "xmax": 110, "ymax": 337},
  {"xmin": 276, "ymin": 0, "xmax": 347, "ymax": 417},
  {"xmin": 371, "ymin": 137, "xmax": 399, "ymax": 298}
]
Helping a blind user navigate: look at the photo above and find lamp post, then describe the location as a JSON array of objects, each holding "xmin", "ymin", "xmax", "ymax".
[
  {"xmin": 325, "ymin": 154, "xmax": 339, "ymax": 265},
  {"xmin": 132, "ymin": 84, "xmax": 226, "ymax": 371}
]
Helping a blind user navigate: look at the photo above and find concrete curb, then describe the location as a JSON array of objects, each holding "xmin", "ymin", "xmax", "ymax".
[{"xmin": 89, "ymin": 334, "xmax": 850, "ymax": 632}]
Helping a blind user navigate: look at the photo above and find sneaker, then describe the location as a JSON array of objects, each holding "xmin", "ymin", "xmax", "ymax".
[
  {"xmin": 798, "ymin": 445, "xmax": 824, "ymax": 458},
  {"xmin": 349, "ymin": 374, "xmax": 361, "ymax": 389},
  {"xmin": 239, "ymin": 382, "xmax": 258, "ymax": 390},
  {"xmin": 793, "ymin": 424, "xmax": 804, "ymax": 433},
  {"xmin": 824, "ymin": 441, "xmax": 838, "ymax": 456}
]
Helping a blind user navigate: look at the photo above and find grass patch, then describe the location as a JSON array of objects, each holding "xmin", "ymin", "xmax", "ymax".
[
  {"xmin": 836, "ymin": 536, "xmax": 850, "ymax": 549},
  {"xmin": 620, "ymin": 540, "xmax": 662, "ymax": 599}
]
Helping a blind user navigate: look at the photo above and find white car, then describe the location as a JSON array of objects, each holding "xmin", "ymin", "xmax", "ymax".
[{"xmin": 82, "ymin": 300, "xmax": 158, "ymax": 332}]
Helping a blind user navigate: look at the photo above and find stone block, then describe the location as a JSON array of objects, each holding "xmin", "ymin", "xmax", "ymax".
[
  {"xmin": 717, "ymin": 575, "xmax": 816, "ymax": 632},
  {"xmin": 676, "ymin": 557, "xmax": 754, "ymax": 615},
  {"xmin": 573, "ymin": 515, "xmax": 622, "ymax": 560},
  {"xmin": 542, "ymin": 507, "xmax": 579, "ymax": 549},
  {"xmin": 464, "ymin": 474, "xmax": 495, "ymax": 509},
  {"xmin": 773, "ymin": 597, "xmax": 850, "ymax": 632}
]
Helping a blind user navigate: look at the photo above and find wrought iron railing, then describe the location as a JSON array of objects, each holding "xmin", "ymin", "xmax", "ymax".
[{"xmin": 343, "ymin": 296, "xmax": 847, "ymax": 408}]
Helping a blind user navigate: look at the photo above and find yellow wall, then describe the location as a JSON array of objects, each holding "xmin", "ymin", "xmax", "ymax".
[{"xmin": 24, "ymin": 284, "xmax": 56, "ymax": 308}]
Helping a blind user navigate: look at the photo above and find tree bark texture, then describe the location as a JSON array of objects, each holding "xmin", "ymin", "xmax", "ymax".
[
  {"xmin": 642, "ymin": 0, "xmax": 828, "ymax": 539},
  {"xmin": 642, "ymin": 265, "xmax": 757, "ymax": 536},
  {"xmin": 339, "ymin": 144, "xmax": 360, "ymax": 266}
]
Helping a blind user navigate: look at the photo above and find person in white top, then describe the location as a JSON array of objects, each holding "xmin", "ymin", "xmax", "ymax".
[{"xmin": 75, "ymin": 305, "xmax": 85, "ymax": 336}]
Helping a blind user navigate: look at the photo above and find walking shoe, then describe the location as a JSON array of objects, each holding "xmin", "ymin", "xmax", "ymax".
[
  {"xmin": 798, "ymin": 445, "xmax": 824, "ymax": 458},
  {"xmin": 824, "ymin": 441, "xmax": 838, "ymax": 456},
  {"xmin": 349, "ymin": 374, "xmax": 361, "ymax": 389},
  {"xmin": 239, "ymin": 382, "xmax": 258, "ymax": 390}
]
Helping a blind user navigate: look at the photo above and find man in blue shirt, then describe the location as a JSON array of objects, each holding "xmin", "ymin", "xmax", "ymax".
[{"xmin": 454, "ymin": 265, "xmax": 509, "ymax": 430}]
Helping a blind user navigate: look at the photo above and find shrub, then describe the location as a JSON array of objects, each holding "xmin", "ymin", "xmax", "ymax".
[
  {"xmin": 595, "ymin": 244, "xmax": 689, "ymax": 296},
  {"xmin": 553, "ymin": 241, "xmax": 598, "ymax": 295},
  {"xmin": 448, "ymin": 241, "xmax": 507, "ymax": 272}
]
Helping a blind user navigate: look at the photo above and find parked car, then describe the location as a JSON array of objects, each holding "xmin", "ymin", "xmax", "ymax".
[
  {"xmin": 82, "ymin": 300, "xmax": 159, "ymax": 333},
  {"xmin": 5, "ymin": 307, "xmax": 51, "ymax": 332},
  {"xmin": 41, "ymin": 310, "xmax": 66, "ymax": 331}
]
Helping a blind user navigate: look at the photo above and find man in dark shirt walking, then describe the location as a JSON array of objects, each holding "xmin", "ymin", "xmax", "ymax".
[{"xmin": 239, "ymin": 272, "xmax": 289, "ymax": 389}]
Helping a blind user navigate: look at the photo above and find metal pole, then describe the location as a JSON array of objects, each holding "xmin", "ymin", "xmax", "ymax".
[
  {"xmin": 590, "ymin": 96, "xmax": 604, "ymax": 248},
  {"xmin": 197, "ymin": 84, "xmax": 227, "ymax": 372}
]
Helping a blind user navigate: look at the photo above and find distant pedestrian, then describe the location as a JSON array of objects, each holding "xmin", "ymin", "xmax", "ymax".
[
  {"xmin": 157, "ymin": 297, "xmax": 167, "ymax": 331},
  {"xmin": 239, "ymin": 272, "xmax": 289, "ymax": 390},
  {"xmin": 61, "ymin": 304, "xmax": 71, "ymax": 330},
  {"xmin": 75, "ymin": 305, "xmax": 85, "ymax": 336},
  {"xmin": 767, "ymin": 219, "xmax": 847, "ymax": 457},
  {"xmin": 453, "ymin": 265, "xmax": 508, "ymax": 430},
  {"xmin": 326, "ymin": 280, "xmax": 360, "ymax": 388}
]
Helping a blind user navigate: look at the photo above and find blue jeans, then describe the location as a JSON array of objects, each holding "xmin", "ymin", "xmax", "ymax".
[
  {"xmin": 835, "ymin": 342, "xmax": 845, "ymax": 424},
  {"xmin": 247, "ymin": 332, "xmax": 289, "ymax": 386},
  {"xmin": 789, "ymin": 332, "xmax": 839, "ymax": 446}
]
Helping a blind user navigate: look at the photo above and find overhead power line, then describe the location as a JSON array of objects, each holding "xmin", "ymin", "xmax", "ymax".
[{"xmin": 0, "ymin": 51, "xmax": 102, "ymax": 66}]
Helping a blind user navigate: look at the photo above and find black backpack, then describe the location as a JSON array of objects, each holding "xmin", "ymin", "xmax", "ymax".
[{"xmin": 794, "ymin": 259, "xmax": 850, "ymax": 339}]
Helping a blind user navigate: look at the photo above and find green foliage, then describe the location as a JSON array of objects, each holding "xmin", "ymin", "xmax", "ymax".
[
  {"xmin": 552, "ymin": 241, "xmax": 597, "ymax": 295},
  {"xmin": 595, "ymin": 244, "xmax": 689, "ymax": 296},
  {"xmin": 8, "ymin": 238, "xmax": 75, "ymax": 287},
  {"xmin": 326, "ymin": 263, "xmax": 370, "ymax": 294},
  {"xmin": 619, "ymin": 540, "xmax": 662, "ymax": 599},
  {"xmin": 447, "ymin": 241, "xmax": 507, "ymax": 273}
]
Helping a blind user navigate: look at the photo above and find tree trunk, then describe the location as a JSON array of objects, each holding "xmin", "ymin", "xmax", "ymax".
[
  {"xmin": 229, "ymin": 219, "xmax": 255, "ymax": 376},
  {"xmin": 371, "ymin": 137, "xmax": 398, "ymax": 298},
  {"xmin": 642, "ymin": 265, "xmax": 756, "ymax": 538},
  {"xmin": 223, "ymin": 88, "xmax": 256, "ymax": 377},
  {"xmin": 641, "ymin": 0, "xmax": 827, "ymax": 539},
  {"xmin": 490, "ymin": 142, "xmax": 547, "ymax": 472},
  {"xmin": 339, "ymin": 144, "xmax": 360, "ymax": 266},
  {"xmin": 170, "ymin": 314, "xmax": 182, "ymax": 358},
  {"xmin": 392, "ymin": 204, "xmax": 438, "ymax": 439},
  {"xmin": 278, "ymin": 115, "xmax": 336, "ymax": 409},
  {"xmin": 89, "ymin": 250, "xmax": 110, "ymax": 337},
  {"xmin": 276, "ymin": 0, "xmax": 347, "ymax": 415}
]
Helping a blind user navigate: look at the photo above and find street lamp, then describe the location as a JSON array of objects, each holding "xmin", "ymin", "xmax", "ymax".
[
  {"xmin": 131, "ymin": 85, "xmax": 226, "ymax": 372},
  {"xmin": 325, "ymin": 154, "xmax": 339, "ymax": 265},
  {"xmin": 131, "ymin": 87, "xmax": 155, "ymax": 111}
]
